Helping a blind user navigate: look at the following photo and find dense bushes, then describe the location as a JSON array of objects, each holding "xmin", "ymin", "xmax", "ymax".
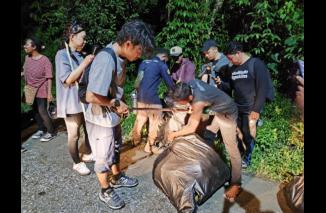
[{"xmin": 248, "ymin": 94, "xmax": 304, "ymax": 181}]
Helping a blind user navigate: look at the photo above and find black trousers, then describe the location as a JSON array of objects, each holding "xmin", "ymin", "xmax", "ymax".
[
  {"xmin": 237, "ymin": 112, "xmax": 255, "ymax": 162},
  {"xmin": 32, "ymin": 98, "xmax": 54, "ymax": 134}
]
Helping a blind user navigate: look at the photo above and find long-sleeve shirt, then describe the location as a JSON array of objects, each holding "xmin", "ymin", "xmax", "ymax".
[
  {"xmin": 219, "ymin": 57, "xmax": 269, "ymax": 113},
  {"xmin": 137, "ymin": 56, "xmax": 175, "ymax": 105},
  {"xmin": 171, "ymin": 58, "xmax": 195, "ymax": 83}
]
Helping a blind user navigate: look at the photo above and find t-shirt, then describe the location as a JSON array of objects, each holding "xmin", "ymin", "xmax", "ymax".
[
  {"xmin": 55, "ymin": 49, "xmax": 84, "ymax": 118},
  {"xmin": 86, "ymin": 43, "xmax": 124, "ymax": 127},
  {"xmin": 137, "ymin": 56, "xmax": 174, "ymax": 104},
  {"xmin": 189, "ymin": 79, "xmax": 237, "ymax": 116},
  {"xmin": 23, "ymin": 55, "xmax": 52, "ymax": 98}
]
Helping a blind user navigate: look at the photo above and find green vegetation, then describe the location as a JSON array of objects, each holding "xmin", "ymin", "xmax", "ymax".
[
  {"xmin": 247, "ymin": 94, "xmax": 303, "ymax": 181},
  {"xmin": 22, "ymin": 0, "xmax": 304, "ymax": 181}
]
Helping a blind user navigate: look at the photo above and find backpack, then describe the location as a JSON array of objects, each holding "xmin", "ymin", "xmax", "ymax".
[
  {"xmin": 248, "ymin": 57, "xmax": 275, "ymax": 102},
  {"xmin": 71, "ymin": 48, "xmax": 117, "ymax": 104}
]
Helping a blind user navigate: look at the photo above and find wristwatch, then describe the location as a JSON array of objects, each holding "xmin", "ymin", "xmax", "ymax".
[{"xmin": 113, "ymin": 99, "xmax": 120, "ymax": 107}]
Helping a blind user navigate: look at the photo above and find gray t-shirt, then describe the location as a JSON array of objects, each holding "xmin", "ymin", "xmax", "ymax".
[
  {"xmin": 189, "ymin": 79, "xmax": 237, "ymax": 116},
  {"xmin": 86, "ymin": 42, "xmax": 124, "ymax": 127},
  {"xmin": 87, "ymin": 43, "xmax": 124, "ymax": 96},
  {"xmin": 55, "ymin": 49, "xmax": 84, "ymax": 118}
]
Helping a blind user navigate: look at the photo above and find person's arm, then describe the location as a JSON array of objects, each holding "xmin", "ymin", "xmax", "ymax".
[
  {"xmin": 43, "ymin": 56, "xmax": 53, "ymax": 102},
  {"xmin": 251, "ymin": 60, "xmax": 269, "ymax": 119},
  {"xmin": 47, "ymin": 79, "xmax": 53, "ymax": 102},
  {"xmin": 86, "ymin": 51, "xmax": 128, "ymax": 114},
  {"xmin": 161, "ymin": 64, "xmax": 175, "ymax": 89},
  {"xmin": 86, "ymin": 91, "xmax": 128, "ymax": 114},
  {"xmin": 86, "ymin": 91, "xmax": 114, "ymax": 106},
  {"xmin": 168, "ymin": 101, "xmax": 205, "ymax": 141},
  {"xmin": 65, "ymin": 54, "xmax": 94, "ymax": 85}
]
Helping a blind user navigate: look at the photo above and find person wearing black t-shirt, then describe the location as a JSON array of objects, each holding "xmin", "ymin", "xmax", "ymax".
[{"xmin": 218, "ymin": 41, "xmax": 271, "ymax": 169}]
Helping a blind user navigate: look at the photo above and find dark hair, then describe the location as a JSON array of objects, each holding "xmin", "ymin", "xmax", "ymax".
[
  {"xmin": 170, "ymin": 82, "xmax": 192, "ymax": 101},
  {"xmin": 154, "ymin": 48, "xmax": 169, "ymax": 56},
  {"xmin": 116, "ymin": 20, "xmax": 155, "ymax": 56},
  {"xmin": 225, "ymin": 41, "xmax": 244, "ymax": 55},
  {"xmin": 25, "ymin": 36, "xmax": 44, "ymax": 52},
  {"xmin": 63, "ymin": 20, "xmax": 85, "ymax": 43}
]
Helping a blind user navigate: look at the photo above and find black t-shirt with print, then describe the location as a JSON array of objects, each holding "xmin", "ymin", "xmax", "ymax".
[{"xmin": 226, "ymin": 57, "xmax": 269, "ymax": 113}]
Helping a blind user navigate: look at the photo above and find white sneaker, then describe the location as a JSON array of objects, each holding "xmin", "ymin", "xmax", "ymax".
[
  {"xmin": 82, "ymin": 153, "xmax": 95, "ymax": 162},
  {"xmin": 73, "ymin": 162, "xmax": 91, "ymax": 175},
  {"xmin": 32, "ymin": 130, "xmax": 44, "ymax": 139}
]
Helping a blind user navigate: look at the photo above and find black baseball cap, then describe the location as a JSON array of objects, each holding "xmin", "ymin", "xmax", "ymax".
[{"xmin": 201, "ymin": 39, "xmax": 217, "ymax": 52}]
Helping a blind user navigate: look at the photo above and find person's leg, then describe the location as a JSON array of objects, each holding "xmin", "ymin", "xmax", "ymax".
[
  {"xmin": 145, "ymin": 104, "xmax": 164, "ymax": 153},
  {"xmin": 81, "ymin": 117, "xmax": 92, "ymax": 154},
  {"xmin": 36, "ymin": 98, "xmax": 55, "ymax": 134},
  {"xmin": 215, "ymin": 113, "xmax": 242, "ymax": 202},
  {"xmin": 147, "ymin": 104, "xmax": 163, "ymax": 145},
  {"xmin": 86, "ymin": 122, "xmax": 125, "ymax": 209},
  {"xmin": 132, "ymin": 102, "xmax": 148, "ymax": 146},
  {"xmin": 64, "ymin": 114, "xmax": 83, "ymax": 164},
  {"xmin": 204, "ymin": 114, "xmax": 221, "ymax": 147},
  {"xmin": 239, "ymin": 113, "xmax": 255, "ymax": 167},
  {"xmin": 215, "ymin": 114, "xmax": 241, "ymax": 185},
  {"xmin": 236, "ymin": 114, "xmax": 246, "ymax": 156},
  {"xmin": 110, "ymin": 124, "xmax": 138, "ymax": 188},
  {"xmin": 32, "ymin": 98, "xmax": 46, "ymax": 133}
]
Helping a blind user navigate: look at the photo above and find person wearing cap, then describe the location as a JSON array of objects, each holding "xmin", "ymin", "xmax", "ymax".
[
  {"xmin": 169, "ymin": 46, "xmax": 195, "ymax": 83},
  {"xmin": 167, "ymin": 79, "xmax": 242, "ymax": 203},
  {"xmin": 199, "ymin": 39, "xmax": 230, "ymax": 88},
  {"xmin": 132, "ymin": 48, "xmax": 175, "ymax": 154}
]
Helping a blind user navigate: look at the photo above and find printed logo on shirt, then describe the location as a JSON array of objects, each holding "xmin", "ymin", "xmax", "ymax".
[{"xmin": 232, "ymin": 70, "xmax": 248, "ymax": 80}]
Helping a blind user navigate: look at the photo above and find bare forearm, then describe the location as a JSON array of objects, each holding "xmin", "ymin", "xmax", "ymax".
[
  {"xmin": 65, "ymin": 63, "xmax": 88, "ymax": 85},
  {"xmin": 86, "ymin": 91, "xmax": 113, "ymax": 107},
  {"xmin": 173, "ymin": 124, "xmax": 197, "ymax": 138},
  {"xmin": 47, "ymin": 79, "xmax": 52, "ymax": 96}
]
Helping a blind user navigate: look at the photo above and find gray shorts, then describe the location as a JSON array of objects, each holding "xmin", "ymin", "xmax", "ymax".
[{"xmin": 85, "ymin": 121, "xmax": 121, "ymax": 173}]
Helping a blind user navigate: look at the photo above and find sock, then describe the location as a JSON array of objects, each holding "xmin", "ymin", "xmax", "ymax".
[{"xmin": 112, "ymin": 173, "xmax": 122, "ymax": 182}]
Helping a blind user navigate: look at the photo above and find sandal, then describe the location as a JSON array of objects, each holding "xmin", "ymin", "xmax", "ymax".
[{"xmin": 224, "ymin": 184, "xmax": 242, "ymax": 202}]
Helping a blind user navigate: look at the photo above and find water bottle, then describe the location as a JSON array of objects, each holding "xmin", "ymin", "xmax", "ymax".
[{"xmin": 131, "ymin": 90, "xmax": 137, "ymax": 114}]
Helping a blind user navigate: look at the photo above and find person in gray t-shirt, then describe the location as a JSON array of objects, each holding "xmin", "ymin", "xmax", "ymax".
[
  {"xmin": 167, "ymin": 80, "xmax": 242, "ymax": 203},
  {"xmin": 85, "ymin": 20, "xmax": 155, "ymax": 210},
  {"xmin": 55, "ymin": 21, "xmax": 95, "ymax": 176}
]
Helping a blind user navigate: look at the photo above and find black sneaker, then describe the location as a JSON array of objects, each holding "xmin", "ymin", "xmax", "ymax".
[
  {"xmin": 110, "ymin": 173, "xmax": 139, "ymax": 188},
  {"xmin": 99, "ymin": 188, "xmax": 125, "ymax": 210},
  {"xmin": 40, "ymin": 133, "xmax": 56, "ymax": 142}
]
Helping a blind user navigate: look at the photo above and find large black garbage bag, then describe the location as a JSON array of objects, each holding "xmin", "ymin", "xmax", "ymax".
[
  {"xmin": 285, "ymin": 175, "xmax": 304, "ymax": 212},
  {"xmin": 153, "ymin": 134, "xmax": 230, "ymax": 213},
  {"xmin": 277, "ymin": 174, "xmax": 304, "ymax": 213}
]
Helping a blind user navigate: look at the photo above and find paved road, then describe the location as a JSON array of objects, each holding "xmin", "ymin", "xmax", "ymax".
[{"xmin": 21, "ymin": 132, "xmax": 284, "ymax": 213}]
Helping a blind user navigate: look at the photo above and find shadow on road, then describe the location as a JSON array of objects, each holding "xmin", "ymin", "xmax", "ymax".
[{"xmin": 222, "ymin": 188, "xmax": 276, "ymax": 213}]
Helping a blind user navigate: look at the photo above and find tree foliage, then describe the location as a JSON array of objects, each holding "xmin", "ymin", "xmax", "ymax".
[{"xmin": 156, "ymin": 0, "xmax": 213, "ymax": 70}]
